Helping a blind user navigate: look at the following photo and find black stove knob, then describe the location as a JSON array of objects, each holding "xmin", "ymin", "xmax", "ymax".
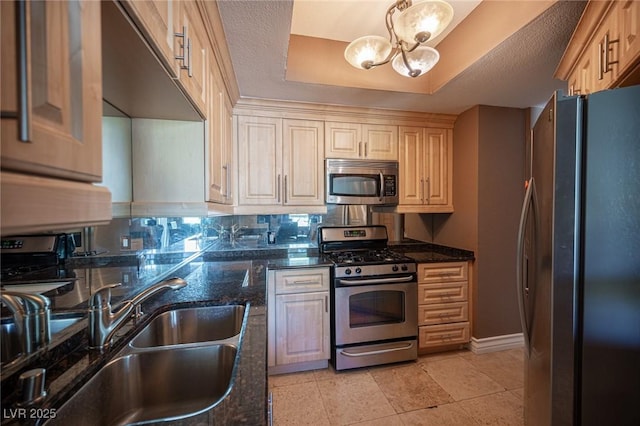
[
  {"xmin": 401, "ymin": 264, "xmax": 408, "ymax": 271},
  {"xmin": 392, "ymin": 265, "xmax": 399, "ymax": 272},
  {"xmin": 355, "ymin": 267, "xmax": 362, "ymax": 274},
  {"xmin": 345, "ymin": 268, "xmax": 352, "ymax": 275}
]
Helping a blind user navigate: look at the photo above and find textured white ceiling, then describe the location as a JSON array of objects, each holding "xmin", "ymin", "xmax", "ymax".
[
  {"xmin": 217, "ymin": 0, "xmax": 587, "ymax": 114},
  {"xmin": 290, "ymin": 0, "xmax": 481, "ymax": 46}
]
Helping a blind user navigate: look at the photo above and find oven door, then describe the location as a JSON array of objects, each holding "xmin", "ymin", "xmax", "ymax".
[{"xmin": 334, "ymin": 276, "xmax": 417, "ymax": 346}]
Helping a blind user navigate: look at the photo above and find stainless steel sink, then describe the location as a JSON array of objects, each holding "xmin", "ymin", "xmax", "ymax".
[
  {"xmin": 1, "ymin": 313, "xmax": 84, "ymax": 366},
  {"xmin": 129, "ymin": 305, "xmax": 245, "ymax": 349},
  {"xmin": 48, "ymin": 344, "xmax": 237, "ymax": 426}
]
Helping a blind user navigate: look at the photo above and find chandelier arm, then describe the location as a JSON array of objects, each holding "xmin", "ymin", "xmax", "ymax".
[
  {"xmin": 366, "ymin": 48, "xmax": 400, "ymax": 69},
  {"xmin": 400, "ymin": 47, "xmax": 420, "ymax": 77},
  {"xmin": 405, "ymin": 41, "xmax": 422, "ymax": 53}
]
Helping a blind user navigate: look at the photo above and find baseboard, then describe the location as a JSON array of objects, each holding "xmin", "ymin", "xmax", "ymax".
[{"xmin": 470, "ymin": 333, "xmax": 524, "ymax": 354}]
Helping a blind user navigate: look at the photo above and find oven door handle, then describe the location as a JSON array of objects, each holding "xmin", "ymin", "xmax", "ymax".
[
  {"xmin": 337, "ymin": 275, "xmax": 415, "ymax": 285},
  {"xmin": 339, "ymin": 342, "xmax": 415, "ymax": 358}
]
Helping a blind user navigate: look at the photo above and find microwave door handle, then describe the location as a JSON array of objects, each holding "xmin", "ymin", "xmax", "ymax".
[{"xmin": 379, "ymin": 171, "xmax": 384, "ymax": 202}]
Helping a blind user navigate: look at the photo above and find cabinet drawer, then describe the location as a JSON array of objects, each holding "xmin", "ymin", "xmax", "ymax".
[
  {"xmin": 419, "ymin": 322, "xmax": 470, "ymax": 349},
  {"xmin": 418, "ymin": 282, "xmax": 468, "ymax": 304},
  {"xmin": 418, "ymin": 262, "xmax": 468, "ymax": 283},
  {"xmin": 418, "ymin": 302, "xmax": 468, "ymax": 325},
  {"xmin": 275, "ymin": 268, "xmax": 330, "ymax": 294}
]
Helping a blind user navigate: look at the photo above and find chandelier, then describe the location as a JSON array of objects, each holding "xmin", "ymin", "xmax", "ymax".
[{"xmin": 344, "ymin": 0, "xmax": 454, "ymax": 78}]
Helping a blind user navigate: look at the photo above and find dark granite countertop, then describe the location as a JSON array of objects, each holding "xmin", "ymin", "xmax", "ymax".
[{"xmin": 0, "ymin": 239, "xmax": 472, "ymax": 425}]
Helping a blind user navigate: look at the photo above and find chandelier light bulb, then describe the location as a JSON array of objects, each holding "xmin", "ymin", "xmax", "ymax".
[
  {"xmin": 344, "ymin": 36, "xmax": 392, "ymax": 70},
  {"xmin": 391, "ymin": 46, "xmax": 440, "ymax": 77},
  {"xmin": 395, "ymin": 0, "xmax": 454, "ymax": 44}
]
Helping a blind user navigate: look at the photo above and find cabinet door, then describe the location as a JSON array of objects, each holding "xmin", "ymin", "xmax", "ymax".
[
  {"xmin": 121, "ymin": 0, "xmax": 179, "ymax": 78},
  {"xmin": 618, "ymin": 0, "xmax": 640, "ymax": 73},
  {"xmin": 398, "ymin": 126, "xmax": 425, "ymax": 205},
  {"xmin": 207, "ymin": 63, "xmax": 233, "ymax": 204},
  {"xmin": 283, "ymin": 119, "xmax": 324, "ymax": 205},
  {"xmin": 176, "ymin": 1, "xmax": 208, "ymax": 116},
  {"xmin": 237, "ymin": 116, "xmax": 282, "ymax": 205},
  {"xmin": 424, "ymin": 128, "xmax": 452, "ymax": 209},
  {"xmin": 1, "ymin": 0, "xmax": 102, "ymax": 182},
  {"xmin": 325, "ymin": 122, "xmax": 361, "ymax": 159},
  {"xmin": 275, "ymin": 292, "xmax": 330, "ymax": 365},
  {"xmin": 591, "ymin": 8, "xmax": 620, "ymax": 92},
  {"xmin": 363, "ymin": 124, "xmax": 398, "ymax": 160}
]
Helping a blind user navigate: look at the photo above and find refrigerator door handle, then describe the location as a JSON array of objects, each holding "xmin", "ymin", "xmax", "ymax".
[{"xmin": 516, "ymin": 177, "xmax": 535, "ymax": 354}]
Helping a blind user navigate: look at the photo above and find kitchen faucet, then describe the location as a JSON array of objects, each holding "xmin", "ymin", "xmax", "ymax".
[
  {"xmin": 0, "ymin": 291, "xmax": 51, "ymax": 355},
  {"xmin": 88, "ymin": 277, "xmax": 187, "ymax": 350}
]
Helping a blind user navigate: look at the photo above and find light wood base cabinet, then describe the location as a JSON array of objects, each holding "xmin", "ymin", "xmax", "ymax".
[
  {"xmin": 417, "ymin": 262, "xmax": 471, "ymax": 353},
  {"xmin": 268, "ymin": 268, "xmax": 331, "ymax": 375}
]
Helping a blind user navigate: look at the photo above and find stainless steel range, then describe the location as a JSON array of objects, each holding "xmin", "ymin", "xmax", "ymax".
[{"xmin": 318, "ymin": 225, "xmax": 418, "ymax": 371}]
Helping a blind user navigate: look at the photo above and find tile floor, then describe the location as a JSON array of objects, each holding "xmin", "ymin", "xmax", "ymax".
[{"xmin": 268, "ymin": 348, "xmax": 524, "ymax": 425}]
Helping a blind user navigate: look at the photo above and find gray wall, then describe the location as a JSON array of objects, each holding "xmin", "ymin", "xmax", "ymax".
[{"xmin": 406, "ymin": 105, "xmax": 526, "ymax": 339}]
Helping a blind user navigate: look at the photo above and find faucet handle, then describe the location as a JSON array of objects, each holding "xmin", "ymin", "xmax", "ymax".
[{"xmin": 89, "ymin": 283, "xmax": 122, "ymax": 309}]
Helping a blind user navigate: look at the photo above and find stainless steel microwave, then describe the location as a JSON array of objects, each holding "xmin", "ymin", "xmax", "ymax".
[{"xmin": 325, "ymin": 159, "xmax": 399, "ymax": 205}]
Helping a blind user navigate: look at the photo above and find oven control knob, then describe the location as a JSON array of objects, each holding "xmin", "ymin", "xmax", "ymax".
[
  {"xmin": 392, "ymin": 265, "xmax": 399, "ymax": 272},
  {"xmin": 401, "ymin": 264, "xmax": 408, "ymax": 271},
  {"xmin": 355, "ymin": 267, "xmax": 362, "ymax": 274},
  {"xmin": 345, "ymin": 268, "xmax": 352, "ymax": 275}
]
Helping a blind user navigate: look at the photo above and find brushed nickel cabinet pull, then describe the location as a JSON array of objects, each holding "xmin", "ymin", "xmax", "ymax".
[
  {"xmin": 603, "ymin": 32, "xmax": 619, "ymax": 75},
  {"xmin": 284, "ymin": 175, "xmax": 288, "ymax": 204},
  {"xmin": 175, "ymin": 26, "xmax": 191, "ymax": 76},
  {"xmin": 277, "ymin": 174, "xmax": 281, "ymax": 203},
  {"xmin": 17, "ymin": 0, "xmax": 30, "ymax": 141}
]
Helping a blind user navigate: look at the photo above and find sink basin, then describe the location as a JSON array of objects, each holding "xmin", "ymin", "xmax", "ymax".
[
  {"xmin": 1, "ymin": 313, "xmax": 84, "ymax": 366},
  {"xmin": 129, "ymin": 305, "xmax": 245, "ymax": 349},
  {"xmin": 48, "ymin": 344, "xmax": 237, "ymax": 426}
]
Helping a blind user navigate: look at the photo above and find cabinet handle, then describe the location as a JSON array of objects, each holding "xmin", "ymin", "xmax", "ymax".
[
  {"xmin": 364, "ymin": 142, "xmax": 368, "ymax": 157},
  {"xmin": 425, "ymin": 177, "xmax": 430, "ymax": 204},
  {"xmin": 325, "ymin": 295, "xmax": 328, "ymax": 313},
  {"xmin": 284, "ymin": 175, "xmax": 288, "ymax": 204},
  {"xmin": 420, "ymin": 179, "xmax": 425, "ymax": 203},
  {"xmin": 569, "ymin": 84, "xmax": 581, "ymax": 96},
  {"xmin": 603, "ymin": 32, "xmax": 619, "ymax": 77},
  {"xmin": 277, "ymin": 174, "xmax": 281, "ymax": 203},
  {"xmin": 359, "ymin": 142, "xmax": 362, "ymax": 157},
  {"xmin": 17, "ymin": 0, "xmax": 30, "ymax": 141},
  {"xmin": 175, "ymin": 26, "xmax": 192, "ymax": 77},
  {"xmin": 222, "ymin": 163, "xmax": 230, "ymax": 198}
]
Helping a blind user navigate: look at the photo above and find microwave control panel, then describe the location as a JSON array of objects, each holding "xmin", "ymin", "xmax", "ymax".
[{"xmin": 383, "ymin": 175, "xmax": 397, "ymax": 196}]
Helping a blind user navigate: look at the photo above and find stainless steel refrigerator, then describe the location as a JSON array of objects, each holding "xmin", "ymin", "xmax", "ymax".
[{"xmin": 517, "ymin": 85, "xmax": 640, "ymax": 426}]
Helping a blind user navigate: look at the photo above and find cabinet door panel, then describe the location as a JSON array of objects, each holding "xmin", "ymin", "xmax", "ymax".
[
  {"xmin": 207, "ymin": 64, "xmax": 233, "ymax": 204},
  {"xmin": 275, "ymin": 268, "xmax": 329, "ymax": 294},
  {"xmin": 398, "ymin": 127, "xmax": 424, "ymax": 205},
  {"xmin": 1, "ymin": 0, "xmax": 102, "ymax": 182},
  {"xmin": 176, "ymin": 1, "xmax": 207, "ymax": 116},
  {"xmin": 419, "ymin": 322, "xmax": 470, "ymax": 349},
  {"xmin": 418, "ymin": 302, "xmax": 468, "ymax": 325},
  {"xmin": 238, "ymin": 116, "xmax": 282, "ymax": 205},
  {"xmin": 283, "ymin": 119, "xmax": 324, "ymax": 205},
  {"xmin": 363, "ymin": 124, "xmax": 398, "ymax": 160},
  {"xmin": 275, "ymin": 292, "xmax": 330, "ymax": 365},
  {"xmin": 618, "ymin": 0, "xmax": 640, "ymax": 73},
  {"xmin": 325, "ymin": 122, "xmax": 361, "ymax": 159},
  {"xmin": 424, "ymin": 129, "xmax": 450, "ymax": 207}
]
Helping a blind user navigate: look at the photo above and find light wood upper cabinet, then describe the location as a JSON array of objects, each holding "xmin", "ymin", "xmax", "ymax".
[
  {"xmin": 120, "ymin": 0, "xmax": 180, "ymax": 78},
  {"xmin": 207, "ymin": 61, "xmax": 233, "ymax": 205},
  {"xmin": 175, "ymin": 1, "xmax": 208, "ymax": 116},
  {"xmin": 237, "ymin": 116, "xmax": 324, "ymax": 207},
  {"xmin": 283, "ymin": 119, "xmax": 324, "ymax": 205},
  {"xmin": 325, "ymin": 122, "xmax": 397, "ymax": 160},
  {"xmin": 559, "ymin": 0, "xmax": 640, "ymax": 95},
  {"xmin": 397, "ymin": 127, "xmax": 453, "ymax": 213},
  {"xmin": 0, "ymin": 0, "xmax": 111, "ymax": 236},
  {"xmin": 1, "ymin": 0, "xmax": 103, "ymax": 182},
  {"xmin": 618, "ymin": 0, "xmax": 640, "ymax": 73},
  {"xmin": 121, "ymin": 0, "xmax": 208, "ymax": 117}
]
